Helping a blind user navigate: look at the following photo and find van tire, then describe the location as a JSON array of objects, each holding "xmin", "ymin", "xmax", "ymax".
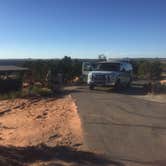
[
  {"xmin": 89, "ymin": 84, "xmax": 95, "ymax": 90},
  {"xmin": 126, "ymin": 77, "xmax": 132, "ymax": 88},
  {"xmin": 115, "ymin": 79, "xmax": 121, "ymax": 90}
]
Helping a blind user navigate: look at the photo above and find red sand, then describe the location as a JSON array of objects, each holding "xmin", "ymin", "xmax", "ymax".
[{"xmin": 0, "ymin": 95, "xmax": 83, "ymax": 147}]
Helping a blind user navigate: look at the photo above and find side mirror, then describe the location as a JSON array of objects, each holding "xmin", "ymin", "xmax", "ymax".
[{"xmin": 120, "ymin": 68, "xmax": 125, "ymax": 72}]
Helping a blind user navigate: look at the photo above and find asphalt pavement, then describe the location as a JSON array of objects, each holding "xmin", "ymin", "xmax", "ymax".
[{"xmin": 70, "ymin": 86, "xmax": 166, "ymax": 166}]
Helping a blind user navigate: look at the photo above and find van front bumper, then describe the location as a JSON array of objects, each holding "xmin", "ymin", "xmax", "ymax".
[{"xmin": 88, "ymin": 80, "xmax": 116, "ymax": 87}]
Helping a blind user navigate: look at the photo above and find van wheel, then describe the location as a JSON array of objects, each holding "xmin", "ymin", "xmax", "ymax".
[
  {"xmin": 115, "ymin": 80, "xmax": 121, "ymax": 90},
  {"xmin": 126, "ymin": 77, "xmax": 132, "ymax": 88},
  {"xmin": 89, "ymin": 84, "xmax": 95, "ymax": 90},
  {"xmin": 126, "ymin": 81, "xmax": 131, "ymax": 88}
]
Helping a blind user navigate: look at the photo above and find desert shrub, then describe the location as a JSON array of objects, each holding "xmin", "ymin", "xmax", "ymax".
[
  {"xmin": 0, "ymin": 86, "xmax": 52, "ymax": 100},
  {"xmin": 137, "ymin": 60, "xmax": 162, "ymax": 80},
  {"xmin": 23, "ymin": 56, "xmax": 82, "ymax": 84},
  {"xmin": 0, "ymin": 91, "xmax": 23, "ymax": 100},
  {"xmin": 29, "ymin": 86, "xmax": 52, "ymax": 97},
  {"xmin": 150, "ymin": 61, "xmax": 162, "ymax": 80},
  {"xmin": 23, "ymin": 60, "xmax": 52, "ymax": 85},
  {"xmin": 138, "ymin": 61, "xmax": 151, "ymax": 79},
  {"xmin": 58, "ymin": 57, "xmax": 82, "ymax": 82}
]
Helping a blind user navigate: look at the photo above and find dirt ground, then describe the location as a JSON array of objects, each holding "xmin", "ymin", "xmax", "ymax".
[
  {"xmin": 0, "ymin": 95, "xmax": 83, "ymax": 148},
  {"xmin": 0, "ymin": 96, "xmax": 84, "ymax": 166}
]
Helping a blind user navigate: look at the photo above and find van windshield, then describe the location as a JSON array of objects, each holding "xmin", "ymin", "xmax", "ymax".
[{"xmin": 97, "ymin": 63, "xmax": 120, "ymax": 71}]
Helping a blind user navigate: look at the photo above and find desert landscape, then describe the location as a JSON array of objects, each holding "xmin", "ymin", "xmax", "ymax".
[{"xmin": 0, "ymin": 0, "xmax": 166, "ymax": 165}]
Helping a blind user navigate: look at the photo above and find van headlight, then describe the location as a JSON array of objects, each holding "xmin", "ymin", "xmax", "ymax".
[
  {"xmin": 88, "ymin": 74, "xmax": 95, "ymax": 81},
  {"xmin": 88, "ymin": 74, "xmax": 93, "ymax": 80},
  {"xmin": 92, "ymin": 74, "xmax": 95, "ymax": 80}
]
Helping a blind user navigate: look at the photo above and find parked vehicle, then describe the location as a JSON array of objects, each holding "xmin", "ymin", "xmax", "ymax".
[{"xmin": 87, "ymin": 60, "xmax": 133, "ymax": 90}]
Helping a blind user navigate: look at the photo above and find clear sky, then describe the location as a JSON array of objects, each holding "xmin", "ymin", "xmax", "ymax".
[{"xmin": 0, "ymin": 0, "xmax": 166, "ymax": 59}]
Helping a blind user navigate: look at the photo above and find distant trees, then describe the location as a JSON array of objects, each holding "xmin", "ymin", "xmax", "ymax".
[
  {"xmin": 133, "ymin": 60, "xmax": 162, "ymax": 80},
  {"xmin": 137, "ymin": 61, "xmax": 151, "ymax": 79},
  {"xmin": 23, "ymin": 57, "xmax": 163, "ymax": 86},
  {"xmin": 23, "ymin": 60, "xmax": 51, "ymax": 84},
  {"xmin": 57, "ymin": 56, "xmax": 82, "ymax": 82},
  {"xmin": 150, "ymin": 61, "xmax": 162, "ymax": 80},
  {"xmin": 23, "ymin": 56, "xmax": 82, "ymax": 85}
]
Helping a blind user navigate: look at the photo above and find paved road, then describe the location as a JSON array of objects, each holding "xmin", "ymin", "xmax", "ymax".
[{"xmin": 71, "ymin": 86, "xmax": 166, "ymax": 166}]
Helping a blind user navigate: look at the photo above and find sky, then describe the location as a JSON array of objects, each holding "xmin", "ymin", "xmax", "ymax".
[{"xmin": 0, "ymin": 0, "xmax": 166, "ymax": 59}]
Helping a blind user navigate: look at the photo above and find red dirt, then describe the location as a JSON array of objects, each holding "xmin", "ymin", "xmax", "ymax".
[{"xmin": 0, "ymin": 95, "xmax": 83, "ymax": 147}]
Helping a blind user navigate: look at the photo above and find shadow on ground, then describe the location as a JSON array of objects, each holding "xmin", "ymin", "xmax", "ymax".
[
  {"xmin": 63, "ymin": 84, "xmax": 149, "ymax": 96},
  {"xmin": 112, "ymin": 85, "xmax": 148, "ymax": 96},
  {"xmin": 85, "ymin": 85, "xmax": 148, "ymax": 96},
  {"xmin": 0, "ymin": 144, "xmax": 125, "ymax": 166}
]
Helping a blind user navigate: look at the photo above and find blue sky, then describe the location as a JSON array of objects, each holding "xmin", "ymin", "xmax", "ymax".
[{"xmin": 0, "ymin": 0, "xmax": 166, "ymax": 59}]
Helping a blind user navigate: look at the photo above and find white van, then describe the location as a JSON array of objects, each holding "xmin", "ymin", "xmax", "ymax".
[{"xmin": 87, "ymin": 60, "xmax": 133, "ymax": 89}]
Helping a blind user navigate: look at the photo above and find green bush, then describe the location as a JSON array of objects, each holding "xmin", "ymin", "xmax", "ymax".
[
  {"xmin": 137, "ymin": 60, "xmax": 162, "ymax": 80},
  {"xmin": 0, "ymin": 91, "xmax": 22, "ymax": 100},
  {"xmin": 0, "ymin": 86, "xmax": 52, "ymax": 100},
  {"xmin": 29, "ymin": 86, "xmax": 52, "ymax": 96},
  {"xmin": 23, "ymin": 56, "xmax": 82, "ymax": 84}
]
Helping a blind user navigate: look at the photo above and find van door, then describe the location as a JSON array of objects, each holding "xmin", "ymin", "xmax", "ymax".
[
  {"xmin": 82, "ymin": 62, "xmax": 93, "ymax": 76},
  {"xmin": 82, "ymin": 62, "xmax": 95, "ymax": 82},
  {"xmin": 119, "ymin": 64, "xmax": 129, "ymax": 84}
]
